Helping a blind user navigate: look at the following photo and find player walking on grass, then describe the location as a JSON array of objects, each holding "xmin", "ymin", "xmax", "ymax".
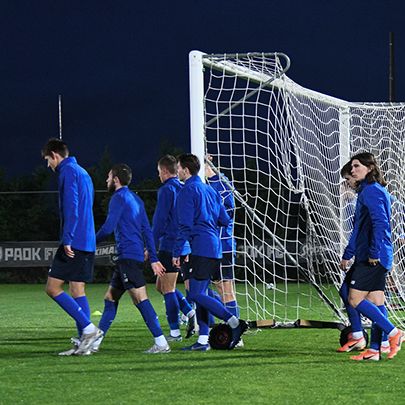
[
  {"xmin": 152, "ymin": 155, "xmax": 195, "ymax": 341},
  {"xmin": 337, "ymin": 161, "xmax": 390, "ymax": 354},
  {"xmin": 339, "ymin": 153, "xmax": 403, "ymax": 361},
  {"xmin": 41, "ymin": 138, "xmax": 102, "ymax": 356},
  {"xmin": 94, "ymin": 164, "xmax": 170, "ymax": 354},
  {"xmin": 173, "ymin": 153, "xmax": 247, "ymax": 351}
]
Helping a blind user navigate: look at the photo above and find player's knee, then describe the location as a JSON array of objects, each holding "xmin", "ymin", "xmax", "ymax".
[
  {"xmin": 104, "ymin": 292, "xmax": 112, "ymax": 301},
  {"xmin": 161, "ymin": 286, "xmax": 176, "ymax": 295},
  {"xmin": 348, "ymin": 295, "xmax": 358, "ymax": 308},
  {"xmin": 223, "ymin": 294, "xmax": 236, "ymax": 304},
  {"xmin": 131, "ymin": 295, "xmax": 143, "ymax": 305},
  {"xmin": 45, "ymin": 285, "xmax": 59, "ymax": 298},
  {"xmin": 129, "ymin": 287, "xmax": 148, "ymax": 305},
  {"xmin": 45, "ymin": 285, "xmax": 53, "ymax": 297}
]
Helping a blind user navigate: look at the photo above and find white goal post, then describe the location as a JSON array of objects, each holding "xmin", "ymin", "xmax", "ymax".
[{"xmin": 189, "ymin": 50, "xmax": 405, "ymax": 330}]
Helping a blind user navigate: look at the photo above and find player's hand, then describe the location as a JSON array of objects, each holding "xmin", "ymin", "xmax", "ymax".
[
  {"xmin": 184, "ymin": 255, "xmax": 189, "ymax": 263},
  {"xmin": 151, "ymin": 261, "xmax": 165, "ymax": 277},
  {"xmin": 339, "ymin": 259, "xmax": 350, "ymax": 271},
  {"xmin": 64, "ymin": 245, "xmax": 75, "ymax": 258},
  {"xmin": 368, "ymin": 258, "xmax": 379, "ymax": 266},
  {"xmin": 144, "ymin": 249, "xmax": 149, "ymax": 262},
  {"xmin": 172, "ymin": 257, "xmax": 181, "ymax": 268}
]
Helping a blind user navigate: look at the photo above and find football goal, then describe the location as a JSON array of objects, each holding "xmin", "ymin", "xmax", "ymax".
[{"xmin": 188, "ymin": 50, "xmax": 405, "ymax": 334}]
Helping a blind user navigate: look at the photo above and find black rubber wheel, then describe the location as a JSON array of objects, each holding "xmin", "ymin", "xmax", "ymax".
[
  {"xmin": 339, "ymin": 325, "xmax": 369, "ymax": 347},
  {"xmin": 209, "ymin": 323, "xmax": 232, "ymax": 350}
]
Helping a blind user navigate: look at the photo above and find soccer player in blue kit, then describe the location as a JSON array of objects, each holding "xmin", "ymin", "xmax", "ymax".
[
  {"xmin": 340, "ymin": 153, "xmax": 403, "ymax": 361},
  {"xmin": 42, "ymin": 138, "xmax": 102, "ymax": 356},
  {"xmin": 94, "ymin": 164, "xmax": 170, "ymax": 354},
  {"xmin": 338, "ymin": 161, "xmax": 390, "ymax": 354},
  {"xmin": 173, "ymin": 153, "xmax": 247, "ymax": 351},
  {"xmin": 152, "ymin": 155, "xmax": 196, "ymax": 341},
  {"xmin": 205, "ymin": 157, "xmax": 240, "ymax": 323}
]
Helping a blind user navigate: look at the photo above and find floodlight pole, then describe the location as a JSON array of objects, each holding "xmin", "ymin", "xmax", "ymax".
[
  {"xmin": 58, "ymin": 94, "xmax": 63, "ymax": 139},
  {"xmin": 389, "ymin": 32, "xmax": 395, "ymax": 102}
]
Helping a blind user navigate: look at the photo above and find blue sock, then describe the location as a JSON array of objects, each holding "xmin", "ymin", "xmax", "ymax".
[
  {"xmin": 196, "ymin": 303, "xmax": 210, "ymax": 336},
  {"xmin": 207, "ymin": 288, "xmax": 217, "ymax": 326},
  {"xmin": 207, "ymin": 288, "xmax": 222, "ymax": 302},
  {"xmin": 185, "ymin": 290, "xmax": 194, "ymax": 307},
  {"xmin": 378, "ymin": 305, "xmax": 389, "ymax": 343},
  {"xmin": 74, "ymin": 296, "xmax": 91, "ymax": 337},
  {"xmin": 189, "ymin": 279, "xmax": 233, "ymax": 322},
  {"xmin": 53, "ymin": 292, "xmax": 91, "ymax": 330},
  {"xmin": 136, "ymin": 299, "xmax": 163, "ymax": 338},
  {"xmin": 370, "ymin": 322, "xmax": 383, "ymax": 351},
  {"xmin": 208, "ymin": 312, "xmax": 216, "ymax": 327},
  {"xmin": 339, "ymin": 283, "xmax": 362, "ymax": 333},
  {"xmin": 356, "ymin": 300, "xmax": 395, "ymax": 335},
  {"xmin": 175, "ymin": 289, "xmax": 193, "ymax": 315},
  {"xmin": 225, "ymin": 300, "xmax": 239, "ymax": 318},
  {"xmin": 164, "ymin": 292, "xmax": 180, "ymax": 330},
  {"xmin": 98, "ymin": 299, "xmax": 118, "ymax": 336}
]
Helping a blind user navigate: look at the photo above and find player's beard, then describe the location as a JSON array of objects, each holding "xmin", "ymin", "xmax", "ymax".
[{"xmin": 107, "ymin": 182, "xmax": 116, "ymax": 193}]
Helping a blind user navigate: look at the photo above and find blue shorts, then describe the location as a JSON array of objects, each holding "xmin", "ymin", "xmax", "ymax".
[
  {"xmin": 349, "ymin": 261, "xmax": 388, "ymax": 292},
  {"xmin": 212, "ymin": 252, "xmax": 234, "ymax": 281},
  {"xmin": 49, "ymin": 245, "xmax": 94, "ymax": 282},
  {"xmin": 180, "ymin": 259, "xmax": 192, "ymax": 281},
  {"xmin": 159, "ymin": 251, "xmax": 180, "ymax": 274},
  {"xmin": 110, "ymin": 259, "xmax": 146, "ymax": 290},
  {"xmin": 343, "ymin": 267, "xmax": 354, "ymax": 284},
  {"xmin": 188, "ymin": 255, "xmax": 221, "ymax": 281}
]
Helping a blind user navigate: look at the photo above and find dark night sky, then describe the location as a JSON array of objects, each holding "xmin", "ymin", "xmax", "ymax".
[{"xmin": 1, "ymin": 0, "xmax": 404, "ymax": 183}]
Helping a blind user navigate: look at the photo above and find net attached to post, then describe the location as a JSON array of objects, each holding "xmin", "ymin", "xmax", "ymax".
[{"xmin": 197, "ymin": 52, "xmax": 405, "ymax": 328}]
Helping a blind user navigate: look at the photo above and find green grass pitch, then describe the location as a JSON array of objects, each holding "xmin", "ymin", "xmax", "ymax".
[{"xmin": 1, "ymin": 284, "xmax": 405, "ymax": 404}]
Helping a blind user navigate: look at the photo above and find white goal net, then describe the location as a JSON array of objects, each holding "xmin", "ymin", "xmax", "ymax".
[{"xmin": 189, "ymin": 50, "xmax": 405, "ymax": 328}]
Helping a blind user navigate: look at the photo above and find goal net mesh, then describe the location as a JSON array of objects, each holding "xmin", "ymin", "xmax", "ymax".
[{"xmin": 200, "ymin": 52, "xmax": 405, "ymax": 327}]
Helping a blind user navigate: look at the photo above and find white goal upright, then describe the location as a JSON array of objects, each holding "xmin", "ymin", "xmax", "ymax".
[{"xmin": 189, "ymin": 50, "xmax": 405, "ymax": 331}]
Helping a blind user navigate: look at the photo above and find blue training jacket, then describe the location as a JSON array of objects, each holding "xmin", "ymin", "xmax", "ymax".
[
  {"xmin": 96, "ymin": 186, "xmax": 158, "ymax": 263},
  {"xmin": 152, "ymin": 177, "xmax": 191, "ymax": 256},
  {"xmin": 207, "ymin": 173, "xmax": 236, "ymax": 254},
  {"xmin": 342, "ymin": 180, "xmax": 393, "ymax": 270},
  {"xmin": 173, "ymin": 175, "xmax": 231, "ymax": 259},
  {"xmin": 57, "ymin": 157, "xmax": 96, "ymax": 252}
]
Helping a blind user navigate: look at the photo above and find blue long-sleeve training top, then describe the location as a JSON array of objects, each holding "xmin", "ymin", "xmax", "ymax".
[
  {"xmin": 343, "ymin": 180, "xmax": 393, "ymax": 270},
  {"xmin": 96, "ymin": 186, "xmax": 158, "ymax": 262},
  {"xmin": 152, "ymin": 177, "xmax": 191, "ymax": 256},
  {"xmin": 173, "ymin": 175, "xmax": 231, "ymax": 259},
  {"xmin": 206, "ymin": 173, "xmax": 236, "ymax": 254},
  {"xmin": 57, "ymin": 156, "xmax": 96, "ymax": 252}
]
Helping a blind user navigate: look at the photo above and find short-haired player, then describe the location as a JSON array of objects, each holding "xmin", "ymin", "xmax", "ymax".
[
  {"xmin": 94, "ymin": 164, "xmax": 170, "ymax": 353},
  {"xmin": 42, "ymin": 138, "xmax": 102, "ymax": 356},
  {"xmin": 152, "ymin": 155, "xmax": 196, "ymax": 342},
  {"xmin": 173, "ymin": 153, "xmax": 247, "ymax": 351}
]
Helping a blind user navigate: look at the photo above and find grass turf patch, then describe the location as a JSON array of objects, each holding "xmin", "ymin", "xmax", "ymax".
[{"xmin": 1, "ymin": 284, "xmax": 405, "ymax": 404}]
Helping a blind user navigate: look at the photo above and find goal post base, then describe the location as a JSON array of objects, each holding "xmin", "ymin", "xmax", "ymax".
[
  {"xmin": 247, "ymin": 319, "xmax": 346, "ymax": 330},
  {"xmin": 294, "ymin": 319, "xmax": 346, "ymax": 330},
  {"xmin": 247, "ymin": 319, "xmax": 276, "ymax": 329}
]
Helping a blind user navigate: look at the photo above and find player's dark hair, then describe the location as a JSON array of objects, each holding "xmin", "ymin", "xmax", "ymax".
[
  {"xmin": 111, "ymin": 164, "xmax": 132, "ymax": 186},
  {"xmin": 340, "ymin": 161, "xmax": 352, "ymax": 177},
  {"xmin": 41, "ymin": 138, "xmax": 69, "ymax": 158},
  {"xmin": 350, "ymin": 152, "xmax": 387, "ymax": 187},
  {"xmin": 177, "ymin": 153, "xmax": 200, "ymax": 176},
  {"xmin": 158, "ymin": 154, "xmax": 177, "ymax": 175}
]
